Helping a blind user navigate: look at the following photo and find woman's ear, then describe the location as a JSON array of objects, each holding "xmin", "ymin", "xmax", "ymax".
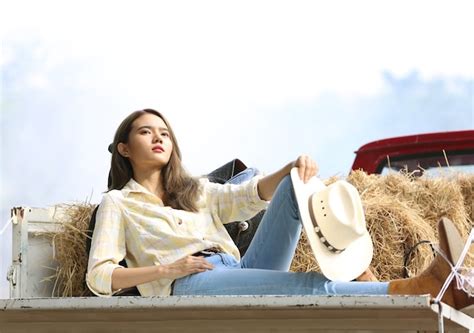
[{"xmin": 117, "ymin": 143, "xmax": 129, "ymax": 158}]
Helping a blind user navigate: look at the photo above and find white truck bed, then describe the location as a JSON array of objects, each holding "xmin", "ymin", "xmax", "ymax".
[
  {"xmin": 2, "ymin": 206, "xmax": 473, "ymax": 332},
  {"xmin": 1, "ymin": 295, "xmax": 473, "ymax": 332}
]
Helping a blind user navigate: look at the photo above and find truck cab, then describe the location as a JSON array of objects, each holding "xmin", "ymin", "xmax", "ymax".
[{"xmin": 351, "ymin": 130, "xmax": 474, "ymax": 176}]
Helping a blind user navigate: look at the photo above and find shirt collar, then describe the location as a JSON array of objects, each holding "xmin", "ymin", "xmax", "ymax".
[{"xmin": 121, "ymin": 178, "xmax": 164, "ymax": 205}]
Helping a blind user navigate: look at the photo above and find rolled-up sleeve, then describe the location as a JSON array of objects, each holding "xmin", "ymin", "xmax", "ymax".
[
  {"xmin": 86, "ymin": 193, "xmax": 126, "ymax": 297},
  {"xmin": 205, "ymin": 175, "xmax": 269, "ymax": 224}
]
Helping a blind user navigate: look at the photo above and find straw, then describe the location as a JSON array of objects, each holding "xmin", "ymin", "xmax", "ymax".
[
  {"xmin": 46, "ymin": 171, "xmax": 473, "ymax": 296},
  {"xmin": 290, "ymin": 170, "xmax": 474, "ymax": 280},
  {"xmin": 43, "ymin": 202, "xmax": 96, "ymax": 297}
]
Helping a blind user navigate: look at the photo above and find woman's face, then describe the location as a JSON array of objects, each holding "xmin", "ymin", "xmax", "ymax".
[{"xmin": 118, "ymin": 113, "xmax": 173, "ymax": 171}]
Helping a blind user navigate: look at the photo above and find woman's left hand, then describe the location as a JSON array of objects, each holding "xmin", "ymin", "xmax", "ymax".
[{"xmin": 292, "ymin": 155, "xmax": 319, "ymax": 183}]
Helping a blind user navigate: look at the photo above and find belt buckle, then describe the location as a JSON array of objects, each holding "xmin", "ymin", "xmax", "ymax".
[{"xmin": 200, "ymin": 247, "xmax": 220, "ymax": 256}]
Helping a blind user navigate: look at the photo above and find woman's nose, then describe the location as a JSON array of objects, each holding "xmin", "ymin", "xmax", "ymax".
[{"xmin": 153, "ymin": 133, "xmax": 163, "ymax": 143}]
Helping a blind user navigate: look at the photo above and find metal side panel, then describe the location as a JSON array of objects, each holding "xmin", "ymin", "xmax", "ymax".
[
  {"xmin": 9, "ymin": 207, "xmax": 63, "ymax": 299},
  {"xmin": 0, "ymin": 295, "xmax": 473, "ymax": 333}
]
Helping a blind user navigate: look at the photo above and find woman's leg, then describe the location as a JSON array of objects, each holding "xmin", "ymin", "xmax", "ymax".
[
  {"xmin": 172, "ymin": 253, "xmax": 389, "ymax": 295},
  {"xmin": 173, "ymin": 218, "xmax": 474, "ymax": 311},
  {"xmin": 241, "ymin": 175, "xmax": 302, "ymax": 271},
  {"xmin": 227, "ymin": 167, "xmax": 260, "ymax": 184}
]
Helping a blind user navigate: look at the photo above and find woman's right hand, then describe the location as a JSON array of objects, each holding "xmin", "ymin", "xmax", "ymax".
[{"xmin": 161, "ymin": 255, "xmax": 215, "ymax": 280}]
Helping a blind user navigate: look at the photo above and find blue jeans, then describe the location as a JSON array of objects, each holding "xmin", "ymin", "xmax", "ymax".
[{"xmin": 172, "ymin": 174, "xmax": 389, "ymax": 296}]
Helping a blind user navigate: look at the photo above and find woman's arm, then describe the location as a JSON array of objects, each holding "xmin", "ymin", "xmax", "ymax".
[
  {"xmin": 111, "ymin": 256, "xmax": 215, "ymax": 291},
  {"xmin": 86, "ymin": 194, "xmax": 127, "ymax": 296},
  {"xmin": 111, "ymin": 266, "xmax": 161, "ymax": 292},
  {"xmin": 203, "ymin": 155, "xmax": 317, "ymax": 224},
  {"xmin": 86, "ymin": 193, "xmax": 214, "ymax": 295},
  {"xmin": 257, "ymin": 155, "xmax": 319, "ymax": 201}
]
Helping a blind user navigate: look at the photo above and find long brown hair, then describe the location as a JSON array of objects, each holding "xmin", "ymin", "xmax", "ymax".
[{"xmin": 108, "ymin": 109, "xmax": 201, "ymax": 212}]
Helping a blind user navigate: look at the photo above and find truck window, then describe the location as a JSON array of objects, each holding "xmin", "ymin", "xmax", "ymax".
[{"xmin": 380, "ymin": 151, "xmax": 474, "ymax": 176}]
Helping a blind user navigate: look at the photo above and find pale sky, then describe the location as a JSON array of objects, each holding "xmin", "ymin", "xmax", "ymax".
[{"xmin": 1, "ymin": 0, "xmax": 473, "ymax": 298}]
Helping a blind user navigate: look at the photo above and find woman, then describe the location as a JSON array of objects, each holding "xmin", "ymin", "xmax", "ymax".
[{"xmin": 86, "ymin": 109, "xmax": 472, "ymax": 311}]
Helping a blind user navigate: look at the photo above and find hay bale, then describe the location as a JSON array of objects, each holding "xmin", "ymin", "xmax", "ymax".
[
  {"xmin": 290, "ymin": 170, "xmax": 474, "ymax": 280},
  {"xmin": 457, "ymin": 173, "xmax": 474, "ymax": 224},
  {"xmin": 47, "ymin": 202, "xmax": 96, "ymax": 297},
  {"xmin": 49, "ymin": 171, "xmax": 473, "ymax": 295}
]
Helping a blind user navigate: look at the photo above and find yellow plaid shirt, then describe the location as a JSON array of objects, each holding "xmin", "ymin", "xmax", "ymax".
[{"xmin": 86, "ymin": 175, "xmax": 268, "ymax": 297}]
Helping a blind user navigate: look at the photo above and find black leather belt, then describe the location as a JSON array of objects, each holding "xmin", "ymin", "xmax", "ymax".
[
  {"xmin": 192, "ymin": 246, "xmax": 221, "ymax": 257},
  {"xmin": 171, "ymin": 247, "xmax": 222, "ymax": 295}
]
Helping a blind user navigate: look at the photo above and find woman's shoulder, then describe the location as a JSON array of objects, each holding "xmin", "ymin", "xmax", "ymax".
[
  {"xmin": 103, "ymin": 188, "xmax": 123, "ymax": 197},
  {"xmin": 99, "ymin": 189, "xmax": 124, "ymax": 205}
]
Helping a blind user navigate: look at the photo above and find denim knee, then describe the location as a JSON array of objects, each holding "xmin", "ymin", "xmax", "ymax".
[{"xmin": 227, "ymin": 168, "xmax": 260, "ymax": 185}]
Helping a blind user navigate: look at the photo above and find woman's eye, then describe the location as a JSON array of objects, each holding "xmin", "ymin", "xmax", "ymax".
[
  {"xmin": 162, "ymin": 132, "xmax": 169, "ymax": 137},
  {"xmin": 141, "ymin": 130, "xmax": 150, "ymax": 134}
]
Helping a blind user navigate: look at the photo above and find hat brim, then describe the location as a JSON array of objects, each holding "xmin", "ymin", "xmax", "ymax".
[{"xmin": 290, "ymin": 168, "xmax": 373, "ymax": 282}]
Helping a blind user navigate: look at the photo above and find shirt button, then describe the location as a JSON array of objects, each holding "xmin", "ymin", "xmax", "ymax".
[
  {"xmin": 178, "ymin": 219, "xmax": 183, "ymax": 225},
  {"xmin": 238, "ymin": 221, "xmax": 249, "ymax": 231}
]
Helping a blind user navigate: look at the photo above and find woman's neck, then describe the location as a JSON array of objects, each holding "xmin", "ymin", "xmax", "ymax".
[{"xmin": 133, "ymin": 168, "xmax": 164, "ymax": 200}]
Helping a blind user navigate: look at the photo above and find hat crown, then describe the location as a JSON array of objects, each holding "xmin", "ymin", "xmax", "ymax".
[
  {"xmin": 310, "ymin": 181, "xmax": 366, "ymax": 250},
  {"xmin": 290, "ymin": 167, "xmax": 373, "ymax": 281}
]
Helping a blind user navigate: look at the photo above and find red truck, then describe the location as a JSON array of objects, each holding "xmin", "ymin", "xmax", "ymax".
[
  {"xmin": 351, "ymin": 130, "xmax": 474, "ymax": 175},
  {"xmin": 2, "ymin": 130, "xmax": 473, "ymax": 332}
]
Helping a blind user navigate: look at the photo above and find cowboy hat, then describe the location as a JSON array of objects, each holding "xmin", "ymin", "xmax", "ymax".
[{"xmin": 290, "ymin": 167, "xmax": 373, "ymax": 281}]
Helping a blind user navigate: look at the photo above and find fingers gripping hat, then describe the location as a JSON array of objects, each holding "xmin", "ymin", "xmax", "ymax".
[{"xmin": 290, "ymin": 168, "xmax": 373, "ymax": 281}]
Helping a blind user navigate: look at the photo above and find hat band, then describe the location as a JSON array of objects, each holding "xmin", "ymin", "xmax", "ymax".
[{"xmin": 308, "ymin": 196, "xmax": 345, "ymax": 254}]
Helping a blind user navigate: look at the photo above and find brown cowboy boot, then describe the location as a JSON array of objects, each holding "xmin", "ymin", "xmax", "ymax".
[{"xmin": 388, "ymin": 217, "xmax": 473, "ymax": 311}]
